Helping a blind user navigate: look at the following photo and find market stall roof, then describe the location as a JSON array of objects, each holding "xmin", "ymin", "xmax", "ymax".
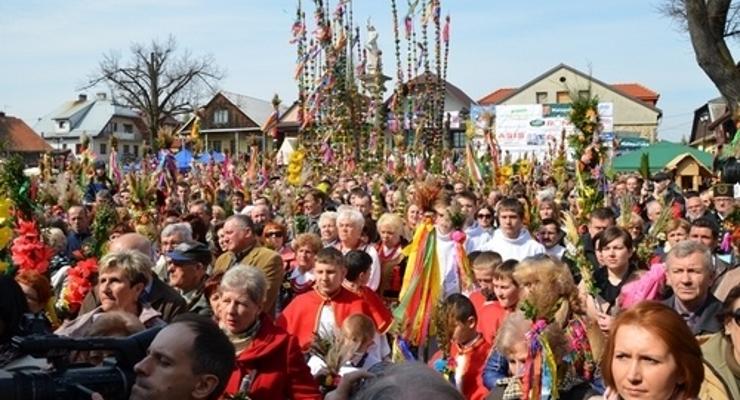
[{"xmin": 611, "ymin": 140, "xmax": 713, "ymax": 173}]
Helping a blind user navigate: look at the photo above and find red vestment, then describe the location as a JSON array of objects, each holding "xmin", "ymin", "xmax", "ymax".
[
  {"xmin": 276, "ymin": 287, "xmax": 369, "ymax": 351},
  {"xmin": 349, "ymin": 285, "xmax": 394, "ymax": 333},
  {"xmin": 224, "ymin": 314, "xmax": 321, "ymax": 400},
  {"xmin": 468, "ymin": 291, "xmax": 508, "ymax": 343},
  {"xmin": 431, "ymin": 334, "xmax": 492, "ymax": 400}
]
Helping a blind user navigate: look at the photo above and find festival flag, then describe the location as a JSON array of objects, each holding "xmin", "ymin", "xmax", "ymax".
[
  {"xmin": 394, "ymin": 221, "xmax": 441, "ymax": 347},
  {"xmin": 289, "ymin": 20, "xmax": 305, "ymax": 43},
  {"xmin": 107, "ymin": 149, "xmax": 122, "ymax": 185},
  {"xmin": 261, "ymin": 111, "xmax": 279, "ymax": 139},
  {"xmin": 442, "ymin": 15, "xmax": 450, "ymax": 43}
]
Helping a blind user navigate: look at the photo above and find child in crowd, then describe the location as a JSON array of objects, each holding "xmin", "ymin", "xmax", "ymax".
[
  {"xmin": 485, "ymin": 259, "xmax": 521, "ymax": 341},
  {"xmin": 308, "ymin": 314, "xmax": 382, "ymax": 377},
  {"xmin": 433, "ymin": 293, "xmax": 492, "ymax": 400},
  {"xmin": 468, "ymin": 251, "xmax": 502, "ymax": 312},
  {"xmin": 342, "ymin": 250, "xmax": 393, "ymax": 361}
]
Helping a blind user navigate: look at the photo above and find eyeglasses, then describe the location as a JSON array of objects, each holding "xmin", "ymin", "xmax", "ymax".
[
  {"xmin": 266, "ymin": 232, "xmax": 284, "ymax": 238},
  {"xmin": 477, "ymin": 213, "xmax": 493, "ymax": 219}
]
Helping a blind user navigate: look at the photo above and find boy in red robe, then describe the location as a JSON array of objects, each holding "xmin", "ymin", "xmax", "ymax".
[
  {"xmin": 432, "ymin": 293, "xmax": 491, "ymax": 400},
  {"xmin": 468, "ymin": 252, "xmax": 502, "ymax": 312},
  {"xmin": 276, "ymin": 247, "xmax": 370, "ymax": 351},
  {"xmin": 342, "ymin": 250, "xmax": 393, "ymax": 333}
]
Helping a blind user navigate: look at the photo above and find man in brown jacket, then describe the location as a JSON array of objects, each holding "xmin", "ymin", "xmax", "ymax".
[{"xmin": 213, "ymin": 214, "xmax": 283, "ymax": 314}]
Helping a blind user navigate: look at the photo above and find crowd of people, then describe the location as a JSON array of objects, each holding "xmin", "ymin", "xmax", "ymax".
[{"xmin": 0, "ymin": 160, "xmax": 739, "ymax": 400}]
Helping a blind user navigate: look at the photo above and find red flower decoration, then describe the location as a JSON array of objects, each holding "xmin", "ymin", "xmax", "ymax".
[
  {"xmin": 62, "ymin": 257, "xmax": 98, "ymax": 314},
  {"xmin": 11, "ymin": 219, "xmax": 54, "ymax": 275}
]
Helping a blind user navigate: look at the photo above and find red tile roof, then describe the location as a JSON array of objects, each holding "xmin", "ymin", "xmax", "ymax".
[
  {"xmin": 610, "ymin": 83, "xmax": 660, "ymax": 105},
  {"xmin": 478, "ymin": 88, "xmax": 517, "ymax": 105},
  {"xmin": 0, "ymin": 114, "xmax": 53, "ymax": 152},
  {"xmin": 479, "ymin": 82, "xmax": 660, "ymax": 107}
]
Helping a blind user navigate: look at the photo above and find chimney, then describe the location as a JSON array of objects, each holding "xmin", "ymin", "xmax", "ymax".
[
  {"xmin": 78, "ymin": 94, "xmax": 88, "ymax": 102},
  {"xmin": 96, "ymin": 92, "xmax": 107, "ymax": 101}
]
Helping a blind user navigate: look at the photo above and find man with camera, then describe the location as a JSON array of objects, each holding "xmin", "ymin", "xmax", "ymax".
[{"xmin": 92, "ymin": 314, "xmax": 235, "ymax": 400}]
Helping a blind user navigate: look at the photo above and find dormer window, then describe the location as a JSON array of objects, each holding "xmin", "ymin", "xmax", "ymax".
[{"xmin": 214, "ymin": 109, "xmax": 229, "ymax": 124}]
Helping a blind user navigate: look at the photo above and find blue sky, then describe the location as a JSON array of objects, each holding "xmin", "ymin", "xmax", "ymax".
[{"xmin": 0, "ymin": 0, "xmax": 733, "ymax": 142}]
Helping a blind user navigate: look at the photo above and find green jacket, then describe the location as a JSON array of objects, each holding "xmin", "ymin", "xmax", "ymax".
[{"xmin": 699, "ymin": 332, "xmax": 740, "ymax": 400}]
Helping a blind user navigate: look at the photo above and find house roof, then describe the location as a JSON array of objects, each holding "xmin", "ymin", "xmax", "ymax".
[
  {"xmin": 610, "ymin": 83, "xmax": 659, "ymax": 104},
  {"xmin": 478, "ymin": 64, "xmax": 662, "ymax": 114},
  {"xmin": 34, "ymin": 95, "xmax": 141, "ymax": 139},
  {"xmin": 478, "ymin": 88, "xmax": 517, "ymax": 105},
  {"xmin": 612, "ymin": 140, "xmax": 712, "ymax": 172},
  {"xmin": 0, "ymin": 114, "xmax": 53, "ymax": 152},
  {"xmin": 219, "ymin": 91, "xmax": 287, "ymax": 127},
  {"xmin": 386, "ymin": 72, "xmax": 476, "ymax": 108}
]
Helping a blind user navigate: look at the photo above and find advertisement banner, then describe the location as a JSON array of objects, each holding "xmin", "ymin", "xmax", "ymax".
[{"xmin": 492, "ymin": 102, "xmax": 613, "ymax": 160}]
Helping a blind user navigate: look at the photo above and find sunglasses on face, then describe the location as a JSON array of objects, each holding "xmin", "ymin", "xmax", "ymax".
[
  {"xmin": 477, "ymin": 213, "xmax": 493, "ymax": 219},
  {"xmin": 266, "ymin": 232, "xmax": 284, "ymax": 238}
]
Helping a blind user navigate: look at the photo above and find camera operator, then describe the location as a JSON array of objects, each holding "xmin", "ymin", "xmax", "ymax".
[{"xmin": 90, "ymin": 314, "xmax": 235, "ymax": 400}]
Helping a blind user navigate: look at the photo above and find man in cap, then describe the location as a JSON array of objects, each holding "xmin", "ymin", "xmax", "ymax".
[
  {"xmin": 84, "ymin": 159, "xmax": 116, "ymax": 204},
  {"xmin": 712, "ymin": 183, "xmax": 735, "ymax": 223},
  {"xmin": 649, "ymin": 170, "xmax": 683, "ymax": 209},
  {"xmin": 166, "ymin": 241, "xmax": 213, "ymax": 316}
]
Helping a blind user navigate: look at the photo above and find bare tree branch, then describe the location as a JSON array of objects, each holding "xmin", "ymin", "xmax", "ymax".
[
  {"xmin": 662, "ymin": 0, "xmax": 740, "ymax": 127},
  {"xmin": 79, "ymin": 35, "xmax": 225, "ymax": 148}
]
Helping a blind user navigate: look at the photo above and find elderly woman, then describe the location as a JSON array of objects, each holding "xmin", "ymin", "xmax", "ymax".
[
  {"xmin": 55, "ymin": 250, "xmax": 164, "ymax": 337},
  {"xmin": 602, "ymin": 301, "xmax": 704, "ymax": 400},
  {"xmin": 44, "ymin": 227, "xmax": 73, "ymax": 296},
  {"xmin": 375, "ymin": 213, "xmax": 407, "ymax": 303},
  {"xmin": 625, "ymin": 212, "xmax": 645, "ymax": 244},
  {"xmin": 153, "ymin": 222, "xmax": 193, "ymax": 282},
  {"xmin": 664, "ymin": 218, "xmax": 690, "ymax": 251},
  {"xmin": 283, "ymin": 233, "xmax": 322, "ymax": 306},
  {"xmin": 336, "ymin": 206, "xmax": 381, "ymax": 291},
  {"xmin": 319, "ymin": 211, "xmax": 339, "ymax": 247},
  {"xmin": 220, "ymin": 265, "xmax": 321, "ymax": 399},
  {"xmin": 700, "ymin": 286, "xmax": 740, "ymax": 399}
]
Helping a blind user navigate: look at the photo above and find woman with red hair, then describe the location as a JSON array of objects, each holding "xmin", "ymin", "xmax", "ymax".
[{"xmin": 601, "ymin": 301, "xmax": 704, "ymax": 400}]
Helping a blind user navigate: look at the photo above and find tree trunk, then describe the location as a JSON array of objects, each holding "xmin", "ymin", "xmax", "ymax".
[{"xmin": 686, "ymin": 0, "xmax": 740, "ymax": 124}]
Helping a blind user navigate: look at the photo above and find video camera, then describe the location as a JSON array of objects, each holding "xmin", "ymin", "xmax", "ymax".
[{"xmin": 0, "ymin": 326, "xmax": 162, "ymax": 400}]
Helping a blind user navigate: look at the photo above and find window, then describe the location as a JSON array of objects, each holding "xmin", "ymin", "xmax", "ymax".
[
  {"xmin": 214, "ymin": 109, "xmax": 229, "ymax": 124},
  {"xmin": 578, "ymin": 90, "xmax": 590, "ymax": 99},
  {"xmin": 112, "ymin": 122, "xmax": 118, "ymax": 132},
  {"xmin": 58, "ymin": 121, "xmax": 65, "ymax": 129},
  {"xmin": 556, "ymin": 91, "xmax": 571, "ymax": 104},
  {"xmin": 123, "ymin": 144, "xmax": 130, "ymax": 154},
  {"xmin": 75, "ymin": 144, "xmax": 82, "ymax": 154},
  {"xmin": 133, "ymin": 145, "xmax": 139, "ymax": 156},
  {"xmin": 452, "ymin": 131, "xmax": 466, "ymax": 149},
  {"xmin": 99, "ymin": 143, "xmax": 107, "ymax": 155},
  {"xmin": 536, "ymin": 92, "xmax": 548, "ymax": 104},
  {"xmin": 123, "ymin": 124, "xmax": 133, "ymax": 133},
  {"xmin": 230, "ymin": 140, "xmax": 236, "ymax": 155}
]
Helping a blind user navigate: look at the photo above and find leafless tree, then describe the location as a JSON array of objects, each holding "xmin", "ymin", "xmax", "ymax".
[
  {"xmin": 82, "ymin": 36, "xmax": 225, "ymax": 148},
  {"xmin": 662, "ymin": 0, "xmax": 740, "ymax": 123}
]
